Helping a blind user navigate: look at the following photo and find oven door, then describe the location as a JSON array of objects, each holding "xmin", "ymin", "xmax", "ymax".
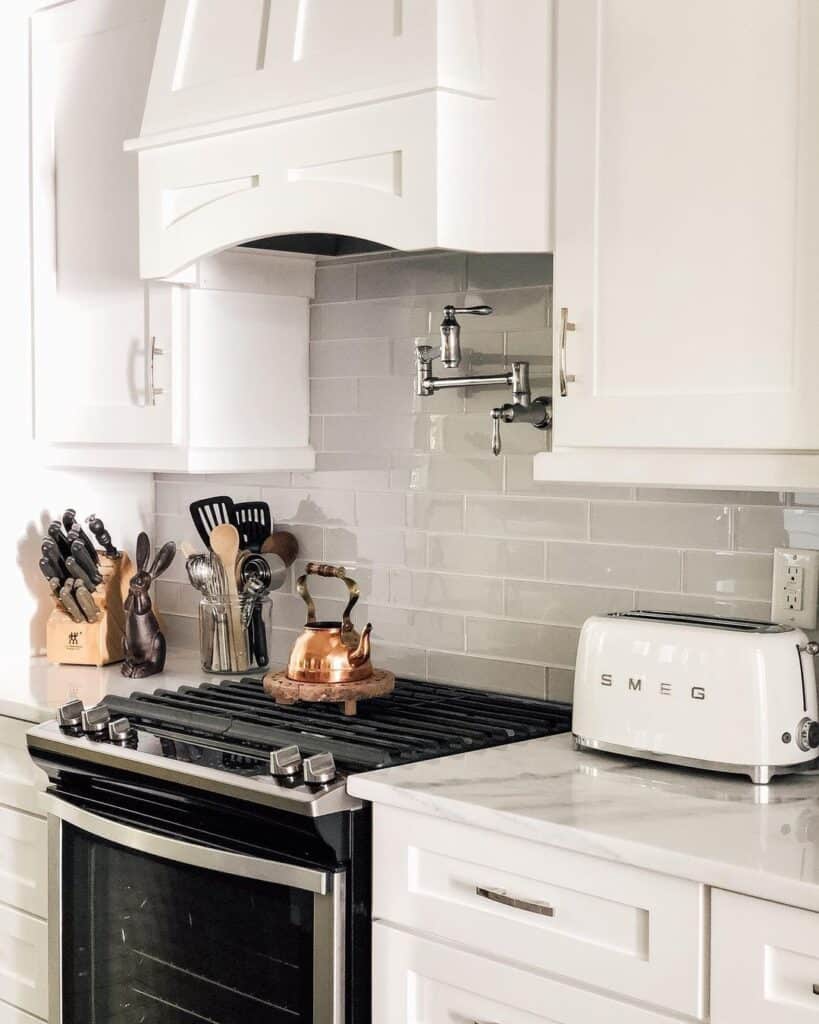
[{"xmin": 46, "ymin": 794, "xmax": 345, "ymax": 1024}]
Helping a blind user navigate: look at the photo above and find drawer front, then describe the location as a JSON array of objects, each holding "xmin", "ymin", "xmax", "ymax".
[
  {"xmin": 713, "ymin": 889, "xmax": 819, "ymax": 1022},
  {"xmin": 0, "ymin": 904, "xmax": 48, "ymax": 1019},
  {"xmin": 373, "ymin": 806, "xmax": 706, "ymax": 1018},
  {"xmin": 0, "ymin": 718, "xmax": 45, "ymax": 816},
  {"xmin": 0, "ymin": 806, "xmax": 48, "ymax": 918},
  {"xmin": 374, "ymin": 921, "xmax": 686, "ymax": 1024},
  {"xmin": 0, "ymin": 998, "xmax": 44, "ymax": 1024}
]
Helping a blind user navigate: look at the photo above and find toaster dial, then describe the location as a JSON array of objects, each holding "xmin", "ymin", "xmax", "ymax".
[{"xmin": 797, "ymin": 717, "xmax": 819, "ymax": 752}]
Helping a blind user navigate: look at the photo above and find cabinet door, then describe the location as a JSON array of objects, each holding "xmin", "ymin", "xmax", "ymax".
[
  {"xmin": 553, "ymin": 0, "xmax": 819, "ymax": 450},
  {"xmin": 31, "ymin": 0, "xmax": 174, "ymax": 446}
]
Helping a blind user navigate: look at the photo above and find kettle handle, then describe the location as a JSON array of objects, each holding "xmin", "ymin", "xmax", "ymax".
[{"xmin": 297, "ymin": 562, "xmax": 360, "ymax": 631}]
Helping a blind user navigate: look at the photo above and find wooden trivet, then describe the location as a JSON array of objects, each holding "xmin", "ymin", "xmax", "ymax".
[{"xmin": 263, "ymin": 668, "xmax": 395, "ymax": 716}]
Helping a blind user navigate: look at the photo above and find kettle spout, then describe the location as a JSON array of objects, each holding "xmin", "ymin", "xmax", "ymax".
[{"xmin": 349, "ymin": 622, "xmax": 372, "ymax": 667}]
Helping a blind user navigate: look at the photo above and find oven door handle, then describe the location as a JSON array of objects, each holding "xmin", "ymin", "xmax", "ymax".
[{"xmin": 44, "ymin": 793, "xmax": 331, "ymax": 894}]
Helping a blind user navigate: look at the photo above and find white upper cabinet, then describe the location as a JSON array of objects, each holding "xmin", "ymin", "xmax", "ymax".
[
  {"xmin": 128, "ymin": 0, "xmax": 553, "ymax": 278},
  {"xmin": 538, "ymin": 0, "xmax": 819, "ymax": 486},
  {"xmin": 31, "ymin": 0, "xmax": 315, "ymax": 474}
]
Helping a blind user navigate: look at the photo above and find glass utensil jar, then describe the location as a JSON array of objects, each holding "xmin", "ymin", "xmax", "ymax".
[{"xmin": 198, "ymin": 596, "xmax": 272, "ymax": 674}]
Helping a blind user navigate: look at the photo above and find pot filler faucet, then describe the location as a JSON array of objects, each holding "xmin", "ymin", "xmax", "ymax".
[{"xmin": 414, "ymin": 304, "xmax": 552, "ymax": 455}]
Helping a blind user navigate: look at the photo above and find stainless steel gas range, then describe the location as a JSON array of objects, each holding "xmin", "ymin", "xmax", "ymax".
[{"xmin": 27, "ymin": 676, "xmax": 571, "ymax": 1024}]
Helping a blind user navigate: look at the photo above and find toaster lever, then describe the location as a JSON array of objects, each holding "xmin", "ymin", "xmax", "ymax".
[{"xmin": 800, "ymin": 641, "xmax": 819, "ymax": 657}]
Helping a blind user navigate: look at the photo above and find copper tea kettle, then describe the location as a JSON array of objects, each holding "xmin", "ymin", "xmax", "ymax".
[{"xmin": 286, "ymin": 563, "xmax": 373, "ymax": 683}]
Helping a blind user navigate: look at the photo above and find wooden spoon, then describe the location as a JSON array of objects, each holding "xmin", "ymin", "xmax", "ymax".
[{"xmin": 210, "ymin": 523, "xmax": 248, "ymax": 672}]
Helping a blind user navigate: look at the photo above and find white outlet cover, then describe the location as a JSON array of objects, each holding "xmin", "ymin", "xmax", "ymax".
[{"xmin": 772, "ymin": 547, "xmax": 819, "ymax": 628}]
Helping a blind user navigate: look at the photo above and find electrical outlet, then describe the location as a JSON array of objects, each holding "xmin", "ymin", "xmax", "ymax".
[{"xmin": 772, "ymin": 548, "xmax": 819, "ymax": 628}]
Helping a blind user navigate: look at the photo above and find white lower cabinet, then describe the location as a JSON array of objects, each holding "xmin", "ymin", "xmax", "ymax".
[
  {"xmin": 373, "ymin": 806, "xmax": 706, "ymax": 1019},
  {"xmin": 0, "ymin": 716, "xmax": 48, "ymax": 1022},
  {"xmin": 373, "ymin": 921, "xmax": 684, "ymax": 1024},
  {"xmin": 712, "ymin": 889, "xmax": 819, "ymax": 1023}
]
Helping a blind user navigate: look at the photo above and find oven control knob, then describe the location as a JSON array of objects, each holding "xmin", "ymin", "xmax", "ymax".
[
  {"xmin": 107, "ymin": 717, "xmax": 135, "ymax": 745},
  {"xmin": 80, "ymin": 704, "xmax": 110, "ymax": 738},
  {"xmin": 303, "ymin": 752, "xmax": 337, "ymax": 785},
  {"xmin": 797, "ymin": 717, "xmax": 819, "ymax": 752},
  {"xmin": 270, "ymin": 745, "xmax": 302, "ymax": 778},
  {"xmin": 57, "ymin": 699, "xmax": 85, "ymax": 733}
]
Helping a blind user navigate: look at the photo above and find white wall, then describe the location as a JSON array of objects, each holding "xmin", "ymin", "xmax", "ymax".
[{"xmin": 0, "ymin": 2, "xmax": 151, "ymax": 659}]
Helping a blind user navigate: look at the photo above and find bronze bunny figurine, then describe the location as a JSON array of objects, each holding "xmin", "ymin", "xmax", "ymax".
[{"xmin": 121, "ymin": 532, "xmax": 176, "ymax": 678}]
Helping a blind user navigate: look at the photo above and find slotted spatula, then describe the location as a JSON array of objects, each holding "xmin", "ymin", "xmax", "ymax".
[
  {"xmin": 235, "ymin": 500, "xmax": 272, "ymax": 552},
  {"xmin": 189, "ymin": 496, "xmax": 237, "ymax": 549}
]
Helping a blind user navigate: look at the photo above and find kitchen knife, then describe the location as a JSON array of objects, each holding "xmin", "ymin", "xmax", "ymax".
[
  {"xmin": 47, "ymin": 522, "xmax": 72, "ymax": 560},
  {"xmin": 68, "ymin": 522, "xmax": 100, "ymax": 566},
  {"xmin": 65, "ymin": 555, "xmax": 96, "ymax": 593},
  {"xmin": 38, "ymin": 556, "xmax": 63, "ymax": 594},
  {"xmin": 41, "ymin": 539, "xmax": 68, "ymax": 583},
  {"xmin": 62, "ymin": 508, "xmax": 77, "ymax": 533},
  {"xmin": 70, "ymin": 540, "xmax": 102, "ymax": 585},
  {"xmin": 59, "ymin": 581, "xmax": 84, "ymax": 623},
  {"xmin": 74, "ymin": 582, "xmax": 100, "ymax": 623},
  {"xmin": 86, "ymin": 515, "xmax": 119, "ymax": 558}
]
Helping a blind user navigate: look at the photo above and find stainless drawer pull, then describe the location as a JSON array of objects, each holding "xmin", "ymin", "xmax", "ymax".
[
  {"xmin": 558, "ymin": 306, "xmax": 576, "ymax": 397},
  {"xmin": 475, "ymin": 885, "xmax": 554, "ymax": 918}
]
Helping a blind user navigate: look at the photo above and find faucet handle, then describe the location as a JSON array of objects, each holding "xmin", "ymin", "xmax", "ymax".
[
  {"xmin": 491, "ymin": 406, "xmax": 506, "ymax": 456},
  {"xmin": 415, "ymin": 342, "xmax": 436, "ymax": 364},
  {"xmin": 447, "ymin": 305, "xmax": 493, "ymax": 318}
]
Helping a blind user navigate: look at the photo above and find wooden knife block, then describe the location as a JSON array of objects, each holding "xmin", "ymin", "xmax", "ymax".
[{"xmin": 46, "ymin": 552, "xmax": 134, "ymax": 667}]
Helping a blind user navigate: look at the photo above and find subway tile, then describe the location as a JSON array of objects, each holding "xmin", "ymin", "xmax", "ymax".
[
  {"xmin": 322, "ymin": 414, "xmax": 422, "ymax": 452},
  {"xmin": 428, "ymin": 413, "xmax": 548, "ymax": 456},
  {"xmin": 405, "ymin": 493, "xmax": 464, "ymax": 532},
  {"xmin": 309, "ymin": 379, "xmax": 353, "ymax": 415},
  {"xmin": 314, "ymin": 263, "xmax": 356, "ymax": 302},
  {"xmin": 373, "ymin": 642, "xmax": 427, "ymax": 680},
  {"xmin": 504, "ymin": 455, "xmax": 635, "ymax": 499},
  {"xmin": 460, "ymin": 286, "xmax": 549, "ymax": 333},
  {"xmin": 294, "ymin": 454, "xmax": 390, "ymax": 491},
  {"xmin": 277, "ymin": 524, "xmax": 324, "ymax": 561},
  {"xmin": 325, "ymin": 527, "xmax": 426, "ymax": 568},
  {"xmin": 272, "ymin": 592, "xmax": 342, "ymax": 630},
  {"xmin": 428, "ymin": 534, "xmax": 544, "ymax": 578},
  {"xmin": 428, "ymin": 651, "xmax": 547, "ymax": 698},
  {"xmin": 467, "ymin": 253, "xmax": 553, "ymax": 291},
  {"xmin": 310, "ymin": 339, "xmax": 391, "ymax": 378},
  {"xmin": 357, "ymin": 373, "xmax": 463, "ymax": 415},
  {"xmin": 309, "ymin": 416, "xmax": 323, "ymax": 450},
  {"xmin": 311, "ymin": 296, "xmax": 435, "ymax": 340},
  {"xmin": 391, "ymin": 454, "xmax": 503, "ymax": 493},
  {"xmin": 637, "ymin": 487, "xmax": 787, "ymax": 505},
  {"xmin": 466, "ymin": 618, "xmax": 580, "ymax": 668},
  {"xmin": 390, "ymin": 569, "xmax": 503, "ymax": 616},
  {"xmin": 590, "ymin": 501, "xmax": 730, "ymax": 549},
  {"xmin": 635, "ymin": 591, "xmax": 771, "ymax": 622},
  {"xmin": 367, "ymin": 604, "xmax": 465, "ymax": 652},
  {"xmin": 154, "ymin": 481, "xmax": 264, "ymax": 516},
  {"xmin": 355, "ymin": 491, "xmax": 405, "ymax": 528},
  {"xmin": 163, "ymin": 614, "xmax": 199, "ymax": 651},
  {"xmin": 505, "ymin": 328, "xmax": 552, "ymax": 373},
  {"xmin": 467, "ymin": 496, "xmax": 588, "ymax": 540},
  {"xmin": 547, "ymin": 668, "xmax": 575, "ymax": 703},
  {"xmin": 505, "ymin": 580, "xmax": 634, "ymax": 626},
  {"xmin": 683, "ymin": 550, "xmax": 773, "ymax": 600},
  {"xmin": 260, "ymin": 488, "xmax": 354, "ymax": 526},
  {"xmin": 356, "ymin": 252, "xmax": 465, "ymax": 299},
  {"xmin": 735, "ymin": 506, "xmax": 819, "ymax": 552},
  {"xmin": 548, "ymin": 542, "xmax": 682, "ymax": 591}
]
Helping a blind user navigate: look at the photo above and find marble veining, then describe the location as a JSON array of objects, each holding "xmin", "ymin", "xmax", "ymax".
[{"xmin": 348, "ymin": 734, "xmax": 819, "ymax": 912}]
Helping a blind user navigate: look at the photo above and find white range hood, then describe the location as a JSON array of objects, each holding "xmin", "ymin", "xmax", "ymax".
[{"xmin": 127, "ymin": 0, "xmax": 553, "ymax": 279}]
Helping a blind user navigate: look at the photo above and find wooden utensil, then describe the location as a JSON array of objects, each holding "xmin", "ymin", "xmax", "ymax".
[
  {"xmin": 261, "ymin": 531, "xmax": 299, "ymax": 567},
  {"xmin": 210, "ymin": 523, "xmax": 248, "ymax": 672}
]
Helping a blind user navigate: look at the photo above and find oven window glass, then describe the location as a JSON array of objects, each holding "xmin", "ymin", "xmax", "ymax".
[{"xmin": 61, "ymin": 823, "xmax": 315, "ymax": 1023}]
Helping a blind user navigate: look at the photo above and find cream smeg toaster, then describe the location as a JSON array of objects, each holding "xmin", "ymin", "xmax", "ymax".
[{"xmin": 572, "ymin": 611, "xmax": 819, "ymax": 783}]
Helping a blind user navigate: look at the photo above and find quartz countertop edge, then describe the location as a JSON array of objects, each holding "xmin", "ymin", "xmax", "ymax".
[{"xmin": 347, "ymin": 734, "xmax": 819, "ymax": 914}]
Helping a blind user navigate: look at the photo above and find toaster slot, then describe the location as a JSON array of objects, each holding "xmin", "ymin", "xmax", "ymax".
[{"xmin": 610, "ymin": 610, "xmax": 789, "ymax": 633}]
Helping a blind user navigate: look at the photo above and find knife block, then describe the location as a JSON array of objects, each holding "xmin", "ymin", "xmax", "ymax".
[{"xmin": 46, "ymin": 552, "xmax": 134, "ymax": 667}]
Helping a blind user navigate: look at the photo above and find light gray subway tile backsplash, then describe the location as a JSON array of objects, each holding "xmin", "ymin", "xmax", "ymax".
[{"xmin": 156, "ymin": 251, "xmax": 800, "ymax": 701}]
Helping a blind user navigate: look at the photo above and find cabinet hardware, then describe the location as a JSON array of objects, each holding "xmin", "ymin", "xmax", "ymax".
[
  {"xmin": 559, "ymin": 306, "xmax": 576, "ymax": 397},
  {"xmin": 149, "ymin": 335, "xmax": 165, "ymax": 405},
  {"xmin": 475, "ymin": 885, "xmax": 554, "ymax": 918}
]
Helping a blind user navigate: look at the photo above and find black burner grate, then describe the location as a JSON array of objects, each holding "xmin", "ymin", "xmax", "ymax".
[{"xmin": 103, "ymin": 678, "xmax": 571, "ymax": 775}]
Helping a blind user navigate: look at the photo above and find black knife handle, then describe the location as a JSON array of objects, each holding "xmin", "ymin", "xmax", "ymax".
[
  {"xmin": 70, "ymin": 540, "xmax": 102, "ymax": 584},
  {"xmin": 75, "ymin": 524, "xmax": 99, "ymax": 565},
  {"xmin": 86, "ymin": 516, "xmax": 118, "ymax": 558},
  {"xmin": 38, "ymin": 556, "xmax": 59, "ymax": 583},
  {"xmin": 62, "ymin": 508, "xmax": 77, "ymax": 533},
  {"xmin": 41, "ymin": 540, "xmax": 67, "ymax": 583},
  {"xmin": 47, "ymin": 522, "xmax": 72, "ymax": 559},
  {"xmin": 65, "ymin": 556, "xmax": 95, "ymax": 593}
]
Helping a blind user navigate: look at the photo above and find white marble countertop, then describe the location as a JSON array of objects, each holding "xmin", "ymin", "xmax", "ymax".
[
  {"xmin": 348, "ymin": 734, "xmax": 819, "ymax": 912},
  {"xmin": 0, "ymin": 651, "xmax": 208, "ymax": 723}
]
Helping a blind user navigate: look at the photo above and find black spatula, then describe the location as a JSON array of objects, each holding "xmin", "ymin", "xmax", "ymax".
[
  {"xmin": 235, "ymin": 500, "xmax": 272, "ymax": 552},
  {"xmin": 189, "ymin": 496, "xmax": 237, "ymax": 549}
]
